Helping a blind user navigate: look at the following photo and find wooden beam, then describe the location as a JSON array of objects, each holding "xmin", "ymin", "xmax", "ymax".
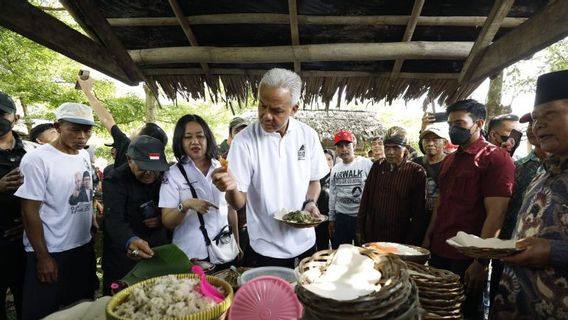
[
  {"xmin": 107, "ymin": 14, "xmax": 527, "ymax": 28},
  {"xmin": 458, "ymin": 0, "xmax": 515, "ymax": 84},
  {"xmin": 129, "ymin": 42, "xmax": 474, "ymax": 65},
  {"xmin": 288, "ymin": 0, "xmax": 301, "ymax": 73},
  {"xmin": 142, "ymin": 68, "xmax": 460, "ymax": 79},
  {"xmin": 0, "ymin": 0, "xmax": 133, "ymax": 84},
  {"xmin": 168, "ymin": 0, "xmax": 211, "ymax": 76},
  {"xmin": 391, "ymin": 0, "xmax": 425, "ymax": 77},
  {"xmin": 470, "ymin": 0, "xmax": 568, "ymax": 82}
]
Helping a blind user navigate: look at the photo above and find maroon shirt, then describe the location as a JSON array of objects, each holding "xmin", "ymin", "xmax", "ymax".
[{"xmin": 430, "ymin": 136, "xmax": 514, "ymax": 260}]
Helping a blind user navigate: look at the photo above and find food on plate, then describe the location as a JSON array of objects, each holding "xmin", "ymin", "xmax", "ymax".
[
  {"xmin": 219, "ymin": 156, "xmax": 228, "ymax": 169},
  {"xmin": 301, "ymin": 244, "xmax": 382, "ymax": 301},
  {"xmin": 113, "ymin": 275, "xmax": 220, "ymax": 319},
  {"xmin": 365, "ymin": 242, "xmax": 422, "ymax": 256},
  {"xmin": 367, "ymin": 243, "xmax": 399, "ymax": 254},
  {"xmin": 282, "ymin": 210, "xmax": 319, "ymax": 223}
]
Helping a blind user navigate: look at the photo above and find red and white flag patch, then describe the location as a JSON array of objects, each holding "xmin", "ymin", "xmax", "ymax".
[{"xmin": 148, "ymin": 153, "xmax": 160, "ymax": 160}]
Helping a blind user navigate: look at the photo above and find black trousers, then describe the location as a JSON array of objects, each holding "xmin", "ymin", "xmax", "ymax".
[
  {"xmin": 0, "ymin": 242, "xmax": 25, "ymax": 320},
  {"xmin": 246, "ymin": 245, "xmax": 316, "ymax": 269},
  {"xmin": 22, "ymin": 241, "xmax": 97, "ymax": 320}
]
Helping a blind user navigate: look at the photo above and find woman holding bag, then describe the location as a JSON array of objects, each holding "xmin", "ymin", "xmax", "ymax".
[{"xmin": 159, "ymin": 114, "xmax": 240, "ymax": 270}]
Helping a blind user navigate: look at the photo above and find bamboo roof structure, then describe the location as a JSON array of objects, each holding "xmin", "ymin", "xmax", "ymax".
[{"xmin": 1, "ymin": 0, "xmax": 567, "ymax": 108}]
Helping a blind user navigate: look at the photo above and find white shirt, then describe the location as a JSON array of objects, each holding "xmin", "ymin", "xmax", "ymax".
[
  {"xmin": 228, "ymin": 117, "xmax": 329, "ymax": 258},
  {"xmin": 329, "ymin": 156, "xmax": 373, "ymax": 220},
  {"xmin": 159, "ymin": 158, "xmax": 229, "ymax": 260},
  {"xmin": 15, "ymin": 144, "xmax": 93, "ymax": 253}
]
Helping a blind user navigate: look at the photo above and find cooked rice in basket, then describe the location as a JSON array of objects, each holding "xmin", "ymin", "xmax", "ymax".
[{"xmin": 114, "ymin": 275, "xmax": 218, "ymax": 319}]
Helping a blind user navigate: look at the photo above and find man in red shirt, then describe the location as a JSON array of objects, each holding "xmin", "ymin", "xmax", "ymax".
[{"xmin": 423, "ymin": 99, "xmax": 515, "ymax": 319}]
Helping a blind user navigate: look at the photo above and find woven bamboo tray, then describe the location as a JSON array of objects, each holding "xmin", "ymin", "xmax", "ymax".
[
  {"xmin": 106, "ymin": 273, "xmax": 233, "ymax": 320},
  {"xmin": 405, "ymin": 262, "xmax": 464, "ymax": 319},
  {"xmin": 296, "ymin": 248, "xmax": 419, "ymax": 319},
  {"xmin": 451, "ymin": 245, "xmax": 521, "ymax": 259}
]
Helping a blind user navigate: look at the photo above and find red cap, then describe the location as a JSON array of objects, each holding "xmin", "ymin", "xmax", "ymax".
[{"xmin": 334, "ymin": 130, "xmax": 354, "ymax": 145}]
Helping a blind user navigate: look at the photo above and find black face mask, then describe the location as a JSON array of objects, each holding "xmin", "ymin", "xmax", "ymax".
[
  {"xmin": 449, "ymin": 124, "xmax": 476, "ymax": 146},
  {"xmin": 0, "ymin": 117, "xmax": 13, "ymax": 136}
]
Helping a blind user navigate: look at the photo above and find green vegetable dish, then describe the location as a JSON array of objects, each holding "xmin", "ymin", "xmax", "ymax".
[{"xmin": 282, "ymin": 210, "xmax": 315, "ymax": 223}]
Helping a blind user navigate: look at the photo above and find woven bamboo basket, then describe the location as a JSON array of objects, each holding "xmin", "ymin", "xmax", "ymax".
[
  {"xmin": 106, "ymin": 273, "xmax": 233, "ymax": 320},
  {"xmin": 295, "ymin": 248, "xmax": 420, "ymax": 320},
  {"xmin": 452, "ymin": 245, "xmax": 520, "ymax": 259}
]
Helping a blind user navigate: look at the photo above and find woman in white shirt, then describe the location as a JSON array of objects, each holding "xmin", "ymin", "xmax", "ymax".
[{"xmin": 159, "ymin": 114, "xmax": 240, "ymax": 268}]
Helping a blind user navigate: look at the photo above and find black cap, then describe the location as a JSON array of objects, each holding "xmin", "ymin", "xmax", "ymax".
[
  {"xmin": 0, "ymin": 91, "xmax": 16, "ymax": 113},
  {"xmin": 126, "ymin": 135, "xmax": 169, "ymax": 172},
  {"xmin": 534, "ymin": 70, "xmax": 568, "ymax": 106}
]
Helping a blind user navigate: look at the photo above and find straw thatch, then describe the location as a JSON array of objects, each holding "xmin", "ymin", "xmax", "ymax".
[
  {"xmin": 241, "ymin": 110, "xmax": 383, "ymax": 149},
  {"xmin": 3, "ymin": 0, "xmax": 562, "ymax": 110}
]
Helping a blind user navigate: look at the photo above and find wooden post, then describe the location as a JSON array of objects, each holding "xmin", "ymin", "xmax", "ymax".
[
  {"xmin": 168, "ymin": 0, "xmax": 211, "ymax": 77},
  {"xmin": 288, "ymin": 0, "xmax": 301, "ymax": 73},
  {"xmin": 107, "ymin": 14, "xmax": 526, "ymax": 28},
  {"xmin": 129, "ymin": 42, "xmax": 474, "ymax": 65},
  {"xmin": 391, "ymin": 0, "xmax": 425, "ymax": 78},
  {"xmin": 144, "ymin": 84, "xmax": 157, "ymax": 123},
  {"xmin": 469, "ymin": 0, "xmax": 568, "ymax": 82}
]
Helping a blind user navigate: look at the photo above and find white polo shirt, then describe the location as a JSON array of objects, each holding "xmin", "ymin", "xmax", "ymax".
[
  {"xmin": 159, "ymin": 158, "xmax": 229, "ymax": 260},
  {"xmin": 228, "ymin": 117, "xmax": 328, "ymax": 258}
]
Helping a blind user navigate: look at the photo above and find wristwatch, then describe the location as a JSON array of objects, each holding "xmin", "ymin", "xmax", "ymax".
[{"xmin": 177, "ymin": 202, "xmax": 185, "ymax": 213}]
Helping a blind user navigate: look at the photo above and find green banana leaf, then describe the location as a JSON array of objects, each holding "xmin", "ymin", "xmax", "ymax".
[{"xmin": 120, "ymin": 244, "xmax": 192, "ymax": 286}]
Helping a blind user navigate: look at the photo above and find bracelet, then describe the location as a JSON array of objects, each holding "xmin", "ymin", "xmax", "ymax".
[{"xmin": 302, "ymin": 199, "xmax": 316, "ymax": 210}]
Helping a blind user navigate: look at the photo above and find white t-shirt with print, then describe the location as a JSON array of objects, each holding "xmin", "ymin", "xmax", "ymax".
[
  {"xmin": 329, "ymin": 156, "xmax": 373, "ymax": 219},
  {"xmin": 159, "ymin": 158, "xmax": 229, "ymax": 260},
  {"xmin": 228, "ymin": 117, "xmax": 329, "ymax": 259},
  {"xmin": 15, "ymin": 144, "xmax": 93, "ymax": 253}
]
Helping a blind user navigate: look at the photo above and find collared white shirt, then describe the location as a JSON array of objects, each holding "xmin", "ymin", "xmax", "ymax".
[
  {"xmin": 228, "ymin": 117, "xmax": 328, "ymax": 258},
  {"xmin": 159, "ymin": 157, "xmax": 228, "ymax": 260}
]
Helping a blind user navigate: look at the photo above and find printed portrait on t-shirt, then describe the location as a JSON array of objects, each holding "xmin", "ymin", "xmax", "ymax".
[{"xmin": 68, "ymin": 171, "xmax": 91, "ymax": 211}]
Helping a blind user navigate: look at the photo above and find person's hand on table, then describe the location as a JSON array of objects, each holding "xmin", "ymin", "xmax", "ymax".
[
  {"xmin": 501, "ymin": 237, "xmax": 551, "ymax": 268},
  {"xmin": 127, "ymin": 238, "xmax": 154, "ymax": 260}
]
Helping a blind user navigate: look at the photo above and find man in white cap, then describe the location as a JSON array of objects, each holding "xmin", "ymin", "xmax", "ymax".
[
  {"xmin": 15, "ymin": 102, "xmax": 97, "ymax": 319},
  {"xmin": 415, "ymin": 125, "xmax": 449, "ymax": 248}
]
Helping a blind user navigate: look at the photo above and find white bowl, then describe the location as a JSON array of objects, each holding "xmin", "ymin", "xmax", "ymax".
[{"xmin": 237, "ymin": 266, "xmax": 296, "ymax": 286}]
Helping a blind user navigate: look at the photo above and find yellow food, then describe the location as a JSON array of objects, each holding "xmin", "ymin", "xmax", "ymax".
[{"xmin": 219, "ymin": 156, "xmax": 229, "ymax": 169}]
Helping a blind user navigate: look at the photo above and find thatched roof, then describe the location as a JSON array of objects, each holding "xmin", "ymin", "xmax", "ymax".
[
  {"xmin": 2, "ymin": 0, "xmax": 567, "ymax": 108},
  {"xmin": 241, "ymin": 110, "xmax": 383, "ymax": 147}
]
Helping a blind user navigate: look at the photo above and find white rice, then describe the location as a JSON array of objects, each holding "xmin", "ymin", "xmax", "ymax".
[{"xmin": 114, "ymin": 275, "xmax": 218, "ymax": 319}]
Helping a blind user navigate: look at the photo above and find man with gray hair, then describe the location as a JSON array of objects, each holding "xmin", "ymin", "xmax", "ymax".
[{"xmin": 212, "ymin": 68, "xmax": 328, "ymax": 268}]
